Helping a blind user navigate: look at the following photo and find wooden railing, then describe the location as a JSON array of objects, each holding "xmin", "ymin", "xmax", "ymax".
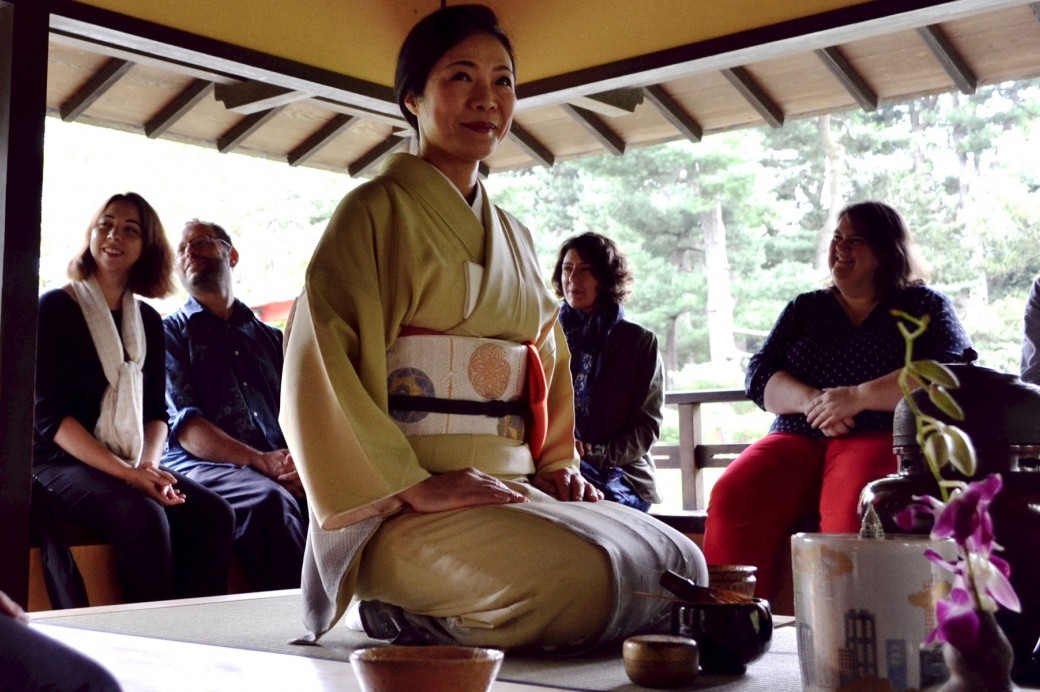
[{"xmin": 653, "ymin": 389, "xmax": 749, "ymax": 511}]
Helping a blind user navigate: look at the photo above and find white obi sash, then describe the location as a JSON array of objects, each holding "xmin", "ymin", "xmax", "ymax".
[{"xmin": 386, "ymin": 334, "xmax": 527, "ymax": 442}]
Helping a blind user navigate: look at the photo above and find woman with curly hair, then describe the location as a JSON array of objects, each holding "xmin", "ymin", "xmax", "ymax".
[
  {"xmin": 703, "ymin": 201, "xmax": 973, "ymax": 605},
  {"xmin": 552, "ymin": 232, "xmax": 663, "ymax": 511}
]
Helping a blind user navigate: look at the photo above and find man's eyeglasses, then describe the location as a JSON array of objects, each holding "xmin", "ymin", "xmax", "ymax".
[{"xmin": 176, "ymin": 236, "xmax": 231, "ymax": 256}]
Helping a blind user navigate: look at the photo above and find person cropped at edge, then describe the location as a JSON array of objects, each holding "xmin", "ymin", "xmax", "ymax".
[
  {"xmin": 162, "ymin": 220, "xmax": 306, "ymax": 591},
  {"xmin": 0, "ymin": 590, "xmax": 121, "ymax": 691},
  {"xmin": 1020, "ymin": 275, "xmax": 1040, "ymax": 385},
  {"xmin": 702, "ymin": 201, "xmax": 972, "ymax": 605},
  {"xmin": 551, "ymin": 232, "xmax": 664, "ymax": 512},
  {"xmin": 280, "ymin": 4, "xmax": 705, "ymax": 652},
  {"xmin": 33, "ymin": 192, "xmax": 234, "ymax": 604}
]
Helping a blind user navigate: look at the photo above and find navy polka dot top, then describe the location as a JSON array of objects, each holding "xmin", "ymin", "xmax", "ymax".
[{"xmin": 746, "ymin": 286, "xmax": 973, "ymax": 438}]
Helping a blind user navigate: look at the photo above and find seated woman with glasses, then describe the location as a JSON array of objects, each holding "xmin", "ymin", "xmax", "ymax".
[{"xmin": 32, "ymin": 192, "xmax": 234, "ymax": 604}]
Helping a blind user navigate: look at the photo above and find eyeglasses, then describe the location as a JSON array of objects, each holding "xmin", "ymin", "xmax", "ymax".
[{"xmin": 176, "ymin": 235, "xmax": 231, "ymax": 256}]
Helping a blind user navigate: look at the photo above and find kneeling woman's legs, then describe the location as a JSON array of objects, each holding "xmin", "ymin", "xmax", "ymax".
[
  {"xmin": 356, "ymin": 503, "xmax": 613, "ymax": 650},
  {"xmin": 702, "ymin": 433, "xmax": 825, "ymax": 602}
]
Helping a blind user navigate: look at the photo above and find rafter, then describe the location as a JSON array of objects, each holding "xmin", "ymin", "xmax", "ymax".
[
  {"xmin": 566, "ymin": 88, "xmax": 644, "ymax": 118},
  {"xmin": 216, "ymin": 106, "xmax": 284, "ymax": 153},
  {"xmin": 917, "ymin": 25, "xmax": 976, "ymax": 94},
  {"xmin": 145, "ymin": 79, "xmax": 213, "ymax": 138},
  {"xmin": 642, "ymin": 85, "xmax": 702, "ymax": 142},
  {"xmin": 59, "ymin": 58, "xmax": 133, "ymax": 122},
  {"xmin": 815, "ymin": 47, "xmax": 877, "ymax": 111},
  {"xmin": 561, "ymin": 104, "xmax": 625, "ymax": 156},
  {"xmin": 508, "ymin": 123, "xmax": 554, "ymax": 168},
  {"xmin": 214, "ymin": 81, "xmax": 310, "ymax": 114},
  {"xmin": 721, "ymin": 66, "xmax": 783, "ymax": 128},
  {"xmin": 348, "ymin": 134, "xmax": 408, "ymax": 177},
  {"xmin": 288, "ymin": 114, "xmax": 358, "ymax": 167}
]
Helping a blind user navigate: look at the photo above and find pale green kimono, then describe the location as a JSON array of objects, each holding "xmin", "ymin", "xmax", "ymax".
[{"xmin": 281, "ymin": 154, "xmax": 705, "ymax": 648}]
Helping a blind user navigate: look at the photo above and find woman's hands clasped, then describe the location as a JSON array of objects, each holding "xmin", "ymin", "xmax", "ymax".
[
  {"xmin": 124, "ymin": 464, "xmax": 186, "ymax": 506},
  {"xmin": 804, "ymin": 385, "xmax": 862, "ymax": 436}
]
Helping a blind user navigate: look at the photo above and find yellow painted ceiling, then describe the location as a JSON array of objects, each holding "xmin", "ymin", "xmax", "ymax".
[{"xmin": 79, "ymin": 0, "xmax": 865, "ymax": 85}]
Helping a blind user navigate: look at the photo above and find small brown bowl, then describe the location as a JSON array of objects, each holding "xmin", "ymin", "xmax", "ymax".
[
  {"xmin": 622, "ymin": 634, "xmax": 699, "ymax": 688},
  {"xmin": 350, "ymin": 645, "xmax": 504, "ymax": 692},
  {"xmin": 707, "ymin": 564, "xmax": 758, "ymax": 598}
]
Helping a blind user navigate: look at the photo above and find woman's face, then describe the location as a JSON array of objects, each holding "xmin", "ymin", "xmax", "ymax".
[
  {"xmin": 829, "ymin": 214, "xmax": 880, "ymax": 296},
  {"xmin": 561, "ymin": 248, "xmax": 600, "ymax": 314},
  {"xmin": 405, "ymin": 32, "xmax": 515, "ymax": 170},
  {"xmin": 89, "ymin": 198, "xmax": 144, "ymax": 281}
]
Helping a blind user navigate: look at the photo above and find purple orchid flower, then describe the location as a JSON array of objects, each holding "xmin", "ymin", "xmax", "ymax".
[{"xmin": 902, "ymin": 474, "xmax": 1020, "ymax": 652}]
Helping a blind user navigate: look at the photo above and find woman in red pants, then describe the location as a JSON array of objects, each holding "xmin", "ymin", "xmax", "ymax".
[{"xmin": 702, "ymin": 201, "xmax": 973, "ymax": 604}]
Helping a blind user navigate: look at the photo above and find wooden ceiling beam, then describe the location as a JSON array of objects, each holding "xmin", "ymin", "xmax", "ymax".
[
  {"xmin": 917, "ymin": 25, "xmax": 976, "ymax": 94},
  {"xmin": 216, "ymin": 106, "xmax": 284, "ymax": 153},
  {"xmin": 59, "ymin": 57, "xmax": 133, "ymax": 122},
  {"xmin": 642, "ymin": 85, "xmax": 702, "ymax": 143},
  {"xmin": 566, "ymin": 88, "xmax": 644, "ymax": 118},
  {"xmin": 721, "ymin": 66, "xmax": 784, "ymax": 128},
  {"xmin": 815, "ymin": 46, "xmax": 877, "ymax": 112},
  {"xmin": 145, "ymin": 79, "xmax": 213, "ymax": 138},
  {"xmin": 348, "ymin": 134, "xmax": 408, "ymax": 177},
  {"xmin": 288, "ymin": 114, "xmax": 357, "ymax": 167},
  {"xmin": 508, "ymin": 123, "xmax": 554, "ymax": 168},
  {"xmin": 214, "ymin": 81, "xmax": 310, "ymax": 114},
  {"xmin": 561, "ymin": 104, "xmax": 626, "ymax": 156}
]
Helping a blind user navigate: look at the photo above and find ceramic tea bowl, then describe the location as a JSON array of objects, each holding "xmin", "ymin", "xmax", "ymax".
[{"xmin": 350, "ymin": 645, "xmax": 504, "ymax": 692}]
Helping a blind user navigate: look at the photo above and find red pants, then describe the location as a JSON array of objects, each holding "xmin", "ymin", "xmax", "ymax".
[{"xmin": 701, "ymin": 432, "xmax": 897, "ymax": 602}]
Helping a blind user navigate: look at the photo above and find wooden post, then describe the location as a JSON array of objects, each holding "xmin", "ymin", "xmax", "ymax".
[{"xmin": 0, "ymin": 0, "xmax": 48, "ymax": 606}]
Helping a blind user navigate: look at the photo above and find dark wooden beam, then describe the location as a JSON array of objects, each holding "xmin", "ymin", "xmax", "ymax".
[
  {"xmin": 348, "ymin": 134, "xmax": 408, "ymax": 177},
  {"xmin": 0, "ymin": 0, "xmax": 48, "ymax": 607},
  {"xmin": 721, "ymin": 66, "xmax": 784, "ymax": 128},
  {"xmin": 566, "ymin": 88, "xmax": 644, "ymax": 117},
  {"xmin": 288, "ymin": 114, "xmax": 357, "ymax": 167},
  {"xmin": 917, "ymin": 24, "xmax": 976, "ymax": 94},
  {"xmin": 507, "ymin": 123, "xmax": 554, "ymax": 168},
  {"xmin": 216, "ymin": 106, "xmax": 284, "ymax": 153},
  {"xmin": 815, "ymin": 47, "xmax": 877, "ymax": 111},
  {"xmin": 145, "ymin": 79, "xmax": 213, "ymax": 138},
  {"xmin": 642, "ymin": 85, "xmax": 703, "ymax": 142},
  {"xmin": 560, "ymin": 104, "xmax": 626, "ymax": 156},
  {"xmin": 214, "ymin": 80, "xmax": 310, "ymax": 114},
  {"xmin": 59, "ymin": 57, "xmax": 133, "ymax": 122}
]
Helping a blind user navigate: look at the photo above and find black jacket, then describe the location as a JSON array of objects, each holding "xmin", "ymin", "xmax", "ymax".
[{"xmin": 576, "ymin": 318, "xmax": 664, "ymax": 504}]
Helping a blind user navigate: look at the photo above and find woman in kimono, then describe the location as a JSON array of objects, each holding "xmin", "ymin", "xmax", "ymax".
[{"xmin": 281, "ymin": 5, "xmax": 705, "ymax": 651}]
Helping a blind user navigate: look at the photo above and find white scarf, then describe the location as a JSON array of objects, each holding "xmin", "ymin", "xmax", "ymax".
[{"xmin": 71, "ymin": 276, "xmax": 145, "ymax": 467}]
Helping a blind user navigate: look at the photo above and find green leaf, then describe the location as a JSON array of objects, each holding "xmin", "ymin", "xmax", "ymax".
[
  {"xmin": 911, "ymin": 360, "xmax": 960, "ymax": 388},
  {"xmin": 923, "ymin": 431, "xmax": 951, "ymax": 470},
  {"xmin": 928, "ymin": 385, "xmax": 965, "ymax": 420},
  {"xmin": 946, "ymin": 426, "xmax": 977, "ymax": 477}
]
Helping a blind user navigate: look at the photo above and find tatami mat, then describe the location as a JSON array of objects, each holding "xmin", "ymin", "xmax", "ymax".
[{"xmin": 33, "ymin": 592, "xmax": 802, "ymax": 691}]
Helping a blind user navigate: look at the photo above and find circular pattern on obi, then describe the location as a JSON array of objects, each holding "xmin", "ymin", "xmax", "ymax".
[
  {"xmin": 467, "ymin": 344, "xmax": 511, "ymax": 399},
  {"xmin": 387, "ymin": 367, "xmax": 434, "ymax": 423}
]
